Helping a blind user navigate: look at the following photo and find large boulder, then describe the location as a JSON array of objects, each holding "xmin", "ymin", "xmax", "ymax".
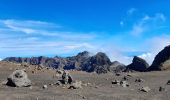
[
  {"xmin": 6, "ymin": 69, "xmax": 31, "ymax": 87},
  {"xmin": 125, "ymin": 56, "xmax": 149, "ymax": 72},
  {"xmin": 148, "ymin": 45, "xmax": 170, "ymax": 71},
  {"xmin": 61, "ymin": 71, "xmax": 73, "ymax": 84}
]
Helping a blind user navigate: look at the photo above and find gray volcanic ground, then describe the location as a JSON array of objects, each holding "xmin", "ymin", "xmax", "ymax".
[{"xmin": 0, "ymin": 61, "xmax": 170, "ymax": 100}]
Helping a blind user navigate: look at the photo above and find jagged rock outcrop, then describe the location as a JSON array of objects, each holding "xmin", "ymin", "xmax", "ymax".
[
  {"xmin": 64, "ymin": 51, "xmax": 90, "ymax": 70},
  {"xmin": 148, "ymin": 45, "xmax": 170, "ymax": 71},
  {"xmin": 81, "ymin": 52, "xmax": 112, "ymax": 74},
  {"xmin": 3, "ymin": 51, "xmax": 114, "ymax": 74},
  {"xmin": 125, "ymin": 56, "xmax": 149, "ymax": 72}
]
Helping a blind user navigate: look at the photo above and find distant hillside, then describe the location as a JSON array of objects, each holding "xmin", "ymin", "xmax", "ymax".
[{"xmin": 3, "ymin": 51, "xmax": 125, "ymax": 74}]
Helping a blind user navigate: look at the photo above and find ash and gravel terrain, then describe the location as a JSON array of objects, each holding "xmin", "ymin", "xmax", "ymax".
[{"xmin": 0, "ymin": 61, "xmax": 170, "ymax": 100}]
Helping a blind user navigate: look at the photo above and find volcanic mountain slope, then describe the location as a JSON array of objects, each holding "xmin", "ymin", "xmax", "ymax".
[
  {"xmin": 148, "ymin": 45, "xmax": 170, "ymax": 71},
  {"xmin": 3, "ymin": 51, "xmax": 120, "ymax": 74}
]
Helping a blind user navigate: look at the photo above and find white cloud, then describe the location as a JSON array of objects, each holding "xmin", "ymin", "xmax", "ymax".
[
  {"xmin": 0, "ymin": 19, "xmax": 102, "ymax": 58},
  {"xmin": 127, "ymin": 8, "xmax": 137, "ymax": 15},
  {"xmin": 138, "ymin": 52, "xmax": 153, "ymax": 65},
  {"xmin": 120, "ymin": 21, "xmax": 124, "ymax": 26},
  {"xmin": 0, "ymin": 19, "xmax": 97, "ymax": 40},
  {"xmin": 130, "ymin": 25, "xmax": 145, "ymax": 36},
  {"xmin": 136, "ymin": 35, "xmax": 170, "ymax": 65},
  {"xmin": 64, "ymin": 43, "xmax": 94, "ymax": 49},
  {"xmin": 130, "ymin": 13, "xmax": 166, "ymax": 36}
]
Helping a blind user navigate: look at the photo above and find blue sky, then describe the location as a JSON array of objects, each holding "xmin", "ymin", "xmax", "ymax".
[{"xmin": 0, "ymin": 0, "xmax": 170, "ymax": 64}]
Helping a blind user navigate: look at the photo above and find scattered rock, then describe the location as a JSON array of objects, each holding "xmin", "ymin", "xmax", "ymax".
[
  {"xmin": 82, "ymin": 96, "xmax": 86, "ymax": 99},
  {"xmin": 159, "ymin": 86, "xmax": 166, "ymax": 92},
  {"xmin": 62, "ymin": 71, "xmax": 73, "ymax": 84},
  {"xmin": 49, "ymin": 83, "xmax": 54, "ymax": 86},
  {"xmin": 140, "ymin": 87, "xmax": 151, "ymax": 92},
  {"xmin": 112, "ymin": 80, "xmax": 120, "ymax": 85},
  {"xmin": 6, "ymin": 69, "xmax": 31, "ymax": 87},
  {"xmin": 167, "ymin": 80, "xmax": 170, "ymax": 85},
  {"xmin": 56, "ymin": 69, "xmax": 64, "ymax": 74},
  {"xmin": 127, "ymin": 74, "xmax": 132, "ymax": 77},
  {"xmin": 135, "ymin": 78, "xmax": 144, "ymax": 82},
  {"xmin": 69, "ymin": 81, "xmax": 82, "ymax": 89},
  {"xmin": 43, "ymin": 85, "xmax": 48, "ymax": 89},
  {"xmin": 95, "ymin": 86, "xmax": 99, "ymax": 88},
  {"xmin": 122, "ymin": 76, "xmax": 128, "ymax": 81},
  {"xmin": 115, "ymin": 73, "xmax": 121, "ymax": 76},
  {"xmin": 120, "ymin": 81, "xmax": 129, "ymax": 87},
  {"xmin": 31, "ymin": 70, "xmax": 35, "ymax": 74},
  {"xmin": 55, "ymin": 81, "xmax": 62, "ymax": 86}
]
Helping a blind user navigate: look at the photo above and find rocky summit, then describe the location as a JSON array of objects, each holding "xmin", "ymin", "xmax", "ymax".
[
  {"xmin": 125, "ymin": 56, "xmax": 149, "ymax": 72},
  {"xmin": 81, "ymin": 52, "xmax": 112, "ymax": 74},
  {"xmin": 148, "ymin": 45, "xmax": 170, "ymax": 71}
]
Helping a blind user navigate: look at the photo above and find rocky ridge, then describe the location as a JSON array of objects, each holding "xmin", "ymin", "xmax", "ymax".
[{"xmin": 3, "ymin": 51, "xmax": 120, "ymax": 74}]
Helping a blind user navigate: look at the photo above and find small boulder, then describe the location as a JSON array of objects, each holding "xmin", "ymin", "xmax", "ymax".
[
  {"xmin": 55, "ymin": 80, "xmax": 63, "ymax": 86},
  {"xmin": 120, "ymin": 81, "xmax": 129, "ymax": 87},
  {"xmin": 43, "ymin": 85, "xmax": 48, "ymax": 89},
  {"xmin": 69, "ymin": 81, "xmax": 82, "ymax": 89},
  {"xmin": 159, "ymin": 86, "xmax": 166, "ymax": 92},
  {"xmin": 140, "ymin": 87, "xmax": 151, "ymax": 92},
  {"xmin": 6, "ymin": 69, "xmax": 31, "ymax": 87},
  {"xmin": 167, "ymin": 80, "xmax": 170, "ymax": 85},
  {"xmin": 122, "ymin": 76, "xmax": 128, "ymax": 81},
  {"xmin": 56, "ymin": 69, "xmax": 64, "ymax": 74},
  {"xmin": 135, "ymin": 78, "xmax": 144, "ymax": 82},
  {"xmin": 112, "ymin": 80, "xmax": 120, "ymax": 85}
]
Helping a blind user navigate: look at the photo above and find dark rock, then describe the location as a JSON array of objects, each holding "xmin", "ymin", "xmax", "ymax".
[
  {"xmin": 120, "ymin": 81, "xmax": 129, "ymax": 87},
  {"xmin": 167, "ymin": 80, "xmax": 170, "ymax": 85},
  {"xmin": 135, "ymin": 78, "xmax": 144, "ymax": 82},
  {"xmin": 159, "ymin": 86, "xmax": 166, "ymax": 92},
  {"xmin": 112, "ymin": 80, "xmax": 120, "ymax": 85},
  {"xmin": 82, "ymin": 52, "xmax": 112, "ymax": 74},
  {"xmin": 125, "ymin": 56, "xmax": 149, "ymax": 72},
  {"xmin": 148, "ymin": 45, "xmax": 170, "ymax": 71},
  {"xmin": 61, "ymin": 71, "xmax": 73, "ymax": 84}
]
